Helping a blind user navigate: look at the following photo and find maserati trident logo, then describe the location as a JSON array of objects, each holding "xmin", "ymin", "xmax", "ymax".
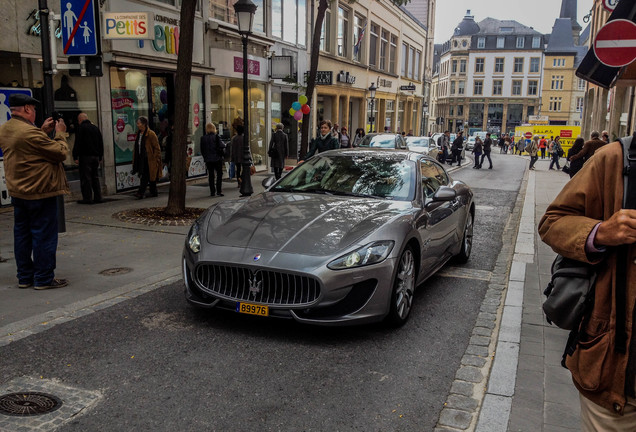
[{"xmin": 249, "ymin": 271, "xmax": 263, "ymax": 297}]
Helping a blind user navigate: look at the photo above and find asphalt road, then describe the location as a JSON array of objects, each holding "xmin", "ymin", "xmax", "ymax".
[{"xmin": 0, "ymin": 153, "xmax": 527, "ymax": 431}]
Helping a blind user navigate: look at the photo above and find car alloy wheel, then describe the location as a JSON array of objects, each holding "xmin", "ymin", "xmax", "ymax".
[
  {"xmin": 456, "ymin": 212, "xmax": 473, "ymax": 263},
  {"xmin": 387, "ymin": 246, "xmax": 416, "ymax": 326}
]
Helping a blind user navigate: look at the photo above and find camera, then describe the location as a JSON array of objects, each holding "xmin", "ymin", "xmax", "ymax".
[{"xmin": 52, "ymin": 111, "xmax": 62, "ymax": 121}]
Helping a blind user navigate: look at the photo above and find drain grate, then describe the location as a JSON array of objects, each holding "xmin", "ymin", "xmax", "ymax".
[
  {"xmin": 0, "ymin": 392, "xmax": 63, "ymax": 416},
  {"xmin": 99, "ymin": 267, "xmax": 133, "ymax": 276}
]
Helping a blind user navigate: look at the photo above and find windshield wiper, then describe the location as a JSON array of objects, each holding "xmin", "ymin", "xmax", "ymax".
[{"xmin": 325, "ymin": 190, "xmax": 387, "ymax": 199}]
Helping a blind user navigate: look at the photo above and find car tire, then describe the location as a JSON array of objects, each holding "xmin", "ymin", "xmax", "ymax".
[
  {"xmin": 386, "ymin": 245, "xmax": 416, "ymax": 327},
  {"xmin": 455, "ymin": 212, "xmax": 473, "ymax": 264}
]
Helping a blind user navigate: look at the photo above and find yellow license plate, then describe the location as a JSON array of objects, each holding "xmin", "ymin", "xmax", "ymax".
[{"xmin": 236, "ymin": 302, "xmax": 269, "ymax": 316}]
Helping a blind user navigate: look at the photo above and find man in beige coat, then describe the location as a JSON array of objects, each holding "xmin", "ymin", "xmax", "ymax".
[
  {"xmin": 0, "ymin": 93, "xmax": 69, "ymax": 290},
  {"xmin": 539, "ymin": 140, "xmax": 636, "ymax": 430}
]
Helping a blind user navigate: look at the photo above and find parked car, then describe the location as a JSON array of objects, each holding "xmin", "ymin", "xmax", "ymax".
[
  {"xmin": 405, "ymin": 136, "xmax": 439, "ymax": 158},
  {"xmin": 465, "ymin": 136, "xmax": 476, "ymax": 151},
  {"xmin": 358, "ymin": 133, "xmax": 408, "ymax": 149},
  {"xmin": 183, "ymin": 148, "xmax": 475, "ymax": 326}
]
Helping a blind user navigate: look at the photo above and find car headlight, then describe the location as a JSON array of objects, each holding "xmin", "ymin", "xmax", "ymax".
[
  {"xmin": 328, "ymin": 241, "xmax": 395, "ymax": 270},
  {"xmin": 187, "ymin": 222, "xmax": 201, "ymax": 253}
]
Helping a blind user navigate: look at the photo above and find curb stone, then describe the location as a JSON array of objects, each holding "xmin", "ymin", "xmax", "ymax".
[{"xmin": 434, "ymin": 169, "xmax": 528, "ymax": 431}]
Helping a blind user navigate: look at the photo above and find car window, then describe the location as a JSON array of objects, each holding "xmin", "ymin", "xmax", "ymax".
[
  {"xmin": 420, "ymin": 159, "xmax": 443, "ymax": 198},
  {"xmin": 370, "ymin": 136, "xmax": 396, "ymax": 148},
  {"xmin": 431, "ymin": 161, "xmax": 449, "ymax": 186}
]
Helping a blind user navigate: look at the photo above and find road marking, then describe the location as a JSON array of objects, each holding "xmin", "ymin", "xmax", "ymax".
[{"xmin": 437, "ymin": 267, "xmax": 492, "ymax": 281}]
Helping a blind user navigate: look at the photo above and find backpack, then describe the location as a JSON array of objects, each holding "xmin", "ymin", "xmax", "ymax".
[{"xmin": 543, "ymin": 135, "xmax": 636, "ymax": 367}]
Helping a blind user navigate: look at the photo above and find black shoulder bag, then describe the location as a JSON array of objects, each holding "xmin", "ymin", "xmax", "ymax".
[{"xmin": 543, "ymin": 135, "xmax": 636, "ymax": 367}]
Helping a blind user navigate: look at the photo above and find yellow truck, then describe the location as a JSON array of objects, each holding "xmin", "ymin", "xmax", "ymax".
[{"xmin": 514, "ymin": 125, "xmax": 582, "ymax": 153}]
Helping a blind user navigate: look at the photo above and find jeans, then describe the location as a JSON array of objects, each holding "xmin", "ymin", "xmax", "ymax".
[
  {"xmin": 473, "ymin": 153, "xmax": 482, "ymax": 167},
  {"xmin": 480, "ymin": 152, "xmax": 493, "ymax": 168},
  {"xmin": 12, "ymin": 196, "xmax": 58, "ymax": 286},
  {"xmin": 529, "ymin": 155, "xmax": 539, "ymax": 169},
  {"xmin": 206, "ymin": 161, "xmax": 223, "ymax": 195},
  {"xmin": 549, "ymin": 153, "xmax": 561, "ymax": 170},
  {"xmin": 79, "ymin": 156, "xmax": 102, "ymax": 202},
  {"xmin": 137, "ymin": 157, "xmax": 157, "ymax": 197}
]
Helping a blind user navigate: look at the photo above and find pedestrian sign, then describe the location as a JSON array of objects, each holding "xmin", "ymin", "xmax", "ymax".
[
  {"xmin": 0, "ymin": 88, "xmax": 33, "ymax": 127},
  {"xmin": 61, "ymin": 0, "xmax": 98, "ymax": 56}
]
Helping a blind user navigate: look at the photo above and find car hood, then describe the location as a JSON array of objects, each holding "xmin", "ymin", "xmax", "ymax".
[{"xmin": 204, "ymin": 192, "xmax": 411, "ymax": 256}]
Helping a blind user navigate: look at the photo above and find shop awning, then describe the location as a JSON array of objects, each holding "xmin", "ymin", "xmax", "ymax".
[{"xmin": 576, "ymin": 1, "xmax": 636, "ymax": 89}]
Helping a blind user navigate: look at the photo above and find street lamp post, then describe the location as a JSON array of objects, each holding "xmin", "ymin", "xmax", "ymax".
[
  {"xmin": 368, "ymin": 83, "xmax": 377, "ymax": 133},
  {"xmin": 233, "ymin": 0, "xmax": 257, "ymax": 196}
]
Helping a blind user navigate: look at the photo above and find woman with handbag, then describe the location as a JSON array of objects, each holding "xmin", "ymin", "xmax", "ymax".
[{"xmin": 548, "ymin": 136, "xmax": 562, "ymax": 171}]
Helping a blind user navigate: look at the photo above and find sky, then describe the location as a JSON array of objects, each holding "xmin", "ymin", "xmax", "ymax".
[{"xmin": 434, "ymin": 0, "xmax": 595, "ymax": 43}]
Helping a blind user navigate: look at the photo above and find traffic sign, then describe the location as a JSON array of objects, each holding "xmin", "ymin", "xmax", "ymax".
[
  {"xmin": 0, "ymin": 88, "xmax": 33, "ymax": 127},
  {"xmin": 61, "ymin": 0, "xmax": 98, "ymax": 56},
  {"xmin": 593, "ymin": 19, "xmax": 636, "ymax": 68},
  {"xmin": 524, "ymin": 132, "xmax": 532, "ymax": 139},
  {"xmin": 603, "ymin": 0, "xmax": 619, "ymax": 12}
]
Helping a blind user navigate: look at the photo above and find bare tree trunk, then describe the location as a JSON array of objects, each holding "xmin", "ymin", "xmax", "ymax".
[
  {"xmin": 165, "ymin": 0, "xmax": 197, "ymax": 215},
  {"xmin": 300, "ymin": 0, "xmax": 328, "ymax": 160}
]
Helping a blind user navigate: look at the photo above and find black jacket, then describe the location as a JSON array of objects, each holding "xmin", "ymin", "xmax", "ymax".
[
  {"xmin": 451, "ymin": 136, "xmax": 464, "ymax": 151},
  {"xmin": 200, "ymin": 133, "xmax": 225, "ymax": 163},
  {"xmin": 483, "ymin": 138, "xmax": 492, "ymax": 154},
  {"xmin": 73, "ymin": 120, "xmax": 104, "ymax": 159}
]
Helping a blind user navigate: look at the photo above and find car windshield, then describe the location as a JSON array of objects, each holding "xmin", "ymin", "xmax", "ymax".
[
  {"xmin": 406, "ymin": 137, "xmax": 431, "ymax": 147},
  {"xmin": 271, "ymin": 153, "xmax": 416, "ymax": 201},
  {"xmin": 359, "ymin": 135, "xmax": 396, "ymax": 148}
]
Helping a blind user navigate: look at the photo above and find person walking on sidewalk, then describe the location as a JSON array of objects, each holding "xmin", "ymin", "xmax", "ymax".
[
  {"xmin": 0, "ymin": 93, "xmax": 69, "ymax": 290},
  {"xmin": 269, "ymin": 123, "xmax": 288, "ymax": 180},
  {"xmin": 450, "ymin": 131, "xmax": 464, "ymax": 167},
  {"xmin": 438, "ymin": 130, "xmax": 450, "ymax": 164},
  {"xmin": 567, "ymin": 137, "xmax": 585, "ymax": 178},
  {"xmin": 538, "ymin": 139, "xmax": 636, "ymax": 430},
  {"xmin": 73, "ymin": 113, "xmax": 103, "ymax": 204},
  {"xmin": 472, "ymin": 137, "xmax": 483, "ymax": 169},
  {"xmin": 305, "ymin": 120, "xmax": 340, "ymax": 159},
  {"xmin": 548, "ymin": 136, "xmax": 563, "ymax": 171},
  {"xmin": 132, "ymin": 116, "xmax": 162, "ymax": 199},
  {"xmin": 569, "ymin": 130, "xmax": 607, "ymax": 166},
  {"xmin": 539, "ymin": 136, "xmax": 548, "ymax": 159},
  {"xmin": 481, "ymin": 132, "xmax": 494, "ymax": 169},
  {"xmin": 527, "ymin": 135, "xmax": 539, "ymax": 170},
  {"xmin": 201, "ymin": 122, "xmax": 226, "ymax": 197}
]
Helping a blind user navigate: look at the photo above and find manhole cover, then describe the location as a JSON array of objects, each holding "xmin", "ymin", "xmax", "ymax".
[
  {"xmin": 99, "ymin": 267, "xmax": 133, "ymax": 276},
  {"xmin": 0, "ymin": 392, "xmax": 63, "ymax": 416}
]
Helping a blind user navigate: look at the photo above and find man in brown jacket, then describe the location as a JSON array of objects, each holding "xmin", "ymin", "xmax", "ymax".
[
  {"xmin": 0, "ymin": 93, "xmax": 69, "ymax": 290},
  {"xmin": 569, "ymin": 130, "xmax": 607, "ymax": 165},
  {"xmin": 539, "ymin": 140, "xmax": 636, "ymax": 429}
]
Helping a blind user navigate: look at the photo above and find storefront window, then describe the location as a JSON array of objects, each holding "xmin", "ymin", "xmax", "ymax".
[
  {"xmin": 397, "ymin": 100, "xmax": 405, "ymax": 132},
  {"xmin": 385, "ymin": 100, "xmax": 394, "ymax": 131},
  {"xmin": 210, "ymin": 78, "xmax": 266, "ymax": 168},
  {"xmin": 468, "ymin": 103, "xmax": 484, "ymax": 129},
  {"xmin": 188, "ymin": 76, "xmax": 205, "ymax": 177}
]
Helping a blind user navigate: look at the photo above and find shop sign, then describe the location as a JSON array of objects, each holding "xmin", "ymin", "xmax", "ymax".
[
  {"xmin": 26, "ymin": 9, "xmax": 62, "ymax": 39},
  {"xmin": 315, "ymin": 71, "xmax": 333, "ymax": 85},
  {"xmin": 399, "ymin": 84, "xmax": 416, "ymax": 91},
  {"xmin": 151, "ymin": 14, "xmax": 180, "ymax": 55},
  {"xmin": 234, "ymin": 57, "xmax": 260, "ymax": 75},
  {"xmin": 378, "ymin": 78, "xmax": 392, "ymax": 88},
  {"xmin": 103, "ymin": 12, "xmax": 152, "ymax": 39},
  {"xmin": 337, "ymin": 71, "xmax": 356, "ymax": 84}
]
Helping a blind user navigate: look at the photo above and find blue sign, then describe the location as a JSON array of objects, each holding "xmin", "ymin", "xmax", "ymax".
[
  {"xmin": 60, "ymin": 0, "xmax": 98, "ymax": 56},
  {"xmin": 0, "ymin": 87, "xmax": 33, "ymax": 126}
]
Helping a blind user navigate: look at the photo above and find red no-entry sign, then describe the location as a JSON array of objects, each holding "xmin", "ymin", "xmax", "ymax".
[
  {"xmin": 524, "ymin": 132, "xmax": 532, "ymax": 139},
  {"xmin": 594, "ymin": 19, "xmax": 636, "ymax": 68}
]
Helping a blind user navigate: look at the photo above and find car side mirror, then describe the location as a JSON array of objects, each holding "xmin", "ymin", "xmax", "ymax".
[
  {"xmin": 262, "ymin": 176, "xmax": 277, "ymax": 189},
  {"xmin": 424, "ymin": 186, "xmax": 456, "ymax": 211}
]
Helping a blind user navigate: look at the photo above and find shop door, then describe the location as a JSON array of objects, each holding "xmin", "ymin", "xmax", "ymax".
[{"xmin": 281, "ymin": 92, "xmax": 298, "ymax": 159}]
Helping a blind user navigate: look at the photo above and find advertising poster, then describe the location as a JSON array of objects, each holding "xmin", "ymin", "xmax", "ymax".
[{"xmin": 111, "ymin": 89, "xmax": 139, "ymax": 164}]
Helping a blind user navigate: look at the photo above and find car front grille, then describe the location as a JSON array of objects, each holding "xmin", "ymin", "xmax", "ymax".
[{"xmin": 194, "ymin": 264, "xmax": 321, "ymax": 306}]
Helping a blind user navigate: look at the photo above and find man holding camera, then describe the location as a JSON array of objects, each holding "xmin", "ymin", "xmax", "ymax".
[{"xmin": 0, "ymin": 93, "xmax": 69, "ymax": 290}]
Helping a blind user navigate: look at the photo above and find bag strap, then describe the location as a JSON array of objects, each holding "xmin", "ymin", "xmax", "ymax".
[{"xmin": 614, "ymin": 135, "xmax": 636, "ymax": 353}]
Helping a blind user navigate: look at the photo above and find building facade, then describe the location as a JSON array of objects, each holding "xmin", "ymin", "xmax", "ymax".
[{"xmin": 434, "ymin": 11, "xmax": 545, "ymax": 136}]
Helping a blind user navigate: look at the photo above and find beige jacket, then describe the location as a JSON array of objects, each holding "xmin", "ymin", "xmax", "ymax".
[
  {"xmin": 0, "ymin": 116, "xmax": 69, "ymax": 200},
  {"xmin": 538, "ymin": 141, "xmax": 636, "ymax": 415}
]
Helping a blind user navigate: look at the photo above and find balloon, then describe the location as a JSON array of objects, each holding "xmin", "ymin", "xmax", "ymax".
[
  {"xmin": 299, "ymin": 95, "xmax": 308, "ymax": 105},
  {"xmin": 293, "ymin": 111, "xmax": 303, "ymax": 121},
  {"xmin": 292, "ymin": 101, "xmax": 302, "ymax": 111},
  {"xmin": 289, "ymin": 108, "xmax": 296, "ymax": 115},
  {"xmin": 301, "ymin": 104, "xmax": 310, "ymax": 114}
]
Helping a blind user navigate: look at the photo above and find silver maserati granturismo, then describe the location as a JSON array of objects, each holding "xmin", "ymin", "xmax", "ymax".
[{"xmin": 183, "ymin": 148, "xmax": 474, "ymax": 326}]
